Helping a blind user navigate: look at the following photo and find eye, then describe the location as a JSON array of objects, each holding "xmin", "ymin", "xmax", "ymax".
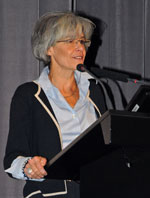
[
  {"xmin": 80, "ymin": 39, "xmax": 86, "ymax": 45},
  {"xmin": 66, "ymin": 39, "xmax": 74, "ymax": 44},
  {"xmin": 80, "ymin": 39, "xmax": 91, "ymax": 47}
]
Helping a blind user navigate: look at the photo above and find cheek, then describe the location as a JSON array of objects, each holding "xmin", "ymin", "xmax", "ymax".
[
  {"xmin": 52, "ymin": 48, "xmax": 70, "ymax": 66},
  {"xmin": 55, "ymin": 47, "xmax": 69, "ymax": 57}
]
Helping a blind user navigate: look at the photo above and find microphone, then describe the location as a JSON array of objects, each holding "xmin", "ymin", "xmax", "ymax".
[
  {"xmin": 90, "ymin": 67, "xmax": 129, "ymax": 82},
  {"xmin": 77, "ymin": 64, "xmax": 101, "ymax": 83},
  {"xmin": 77, "ymin": 64, "xmax": 150, "ymax": 84},
  {"xmin": 77, "ymin": 64, "xmax": 128, "ymax": 82}
]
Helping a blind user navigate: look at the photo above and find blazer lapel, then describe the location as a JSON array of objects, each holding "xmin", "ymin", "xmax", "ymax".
[{"xmin": 33, "ymin": 81, "xmax": 63, "ymax": 148}]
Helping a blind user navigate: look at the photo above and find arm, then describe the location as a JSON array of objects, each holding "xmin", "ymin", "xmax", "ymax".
[
  {"xmin": 4, "ymin": 84, "xmax": 47, "ymax": 180},
  {"xmin": 5, "ymin": 156, "xmax": 47, "ymax": 180}
]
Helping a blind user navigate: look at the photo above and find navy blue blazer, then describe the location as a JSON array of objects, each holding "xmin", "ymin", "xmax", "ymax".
[{"xmin": 4, "ymin": 80, "xmax": 107, "ymax": 198}]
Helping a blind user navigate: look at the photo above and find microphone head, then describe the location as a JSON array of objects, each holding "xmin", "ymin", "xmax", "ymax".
[{"xmin": 76, "ymin": 64, "xmax": 86, "ymax": 72}]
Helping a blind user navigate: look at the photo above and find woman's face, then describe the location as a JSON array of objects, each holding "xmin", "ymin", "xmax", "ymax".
[{"xmin": 47, "ymin": 33, "xmax": 87, "ymax": 72}]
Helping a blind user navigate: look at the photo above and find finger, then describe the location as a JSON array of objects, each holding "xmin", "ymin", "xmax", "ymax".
[
  {"xmin": 24, "ymin": 163, "xmax": 42, "ymax": 179},
  {"xmin": 25, "ymin": 158, "xmax": 45, "ymax": 178},
  {"xmin": 34, "ymin": 157, "xmax": 47, "ymax": 176},
  {"xmin": 40, "ymin": 157, "xmax": 47, "ymax": 166},
  {"xmin": 28, "ymin": 157, "xmax": 47, "ymax": 177}
]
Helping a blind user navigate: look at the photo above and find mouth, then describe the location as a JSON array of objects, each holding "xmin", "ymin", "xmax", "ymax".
[{"xmin": 72, "ymin": 56, "xmax": 83, "ymax": 60}]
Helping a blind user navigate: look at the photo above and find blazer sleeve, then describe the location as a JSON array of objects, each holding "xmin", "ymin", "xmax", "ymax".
[{"xmin": 4, "ymin": 84, "xmax": 33, "ymax": 170}]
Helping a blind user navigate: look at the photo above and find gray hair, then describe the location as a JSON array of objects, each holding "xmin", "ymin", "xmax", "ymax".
[{"xmin": 31, "ymin": 11, "xmax": 96, "ymax": 65}]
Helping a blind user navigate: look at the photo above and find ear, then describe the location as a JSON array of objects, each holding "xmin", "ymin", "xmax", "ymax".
[{"xmin": 47, "ymin": 47, "xmax": 54, "ymax": 56}]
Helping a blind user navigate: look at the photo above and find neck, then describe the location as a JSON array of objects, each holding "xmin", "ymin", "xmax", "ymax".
[
  {"xmin": 48, "ymin": 65, "xmax": 79, "ymax": 107},
  {"xmin": 49, "ymin": 67, "xmax": 77, "ymax": 94}
]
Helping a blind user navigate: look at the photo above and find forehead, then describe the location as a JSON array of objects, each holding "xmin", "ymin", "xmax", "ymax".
[
  {"xmin": 56, "ymin": 23, "xmax": 85, "ymax": 40},
  {"xmin": 65, "ymin": 32, "xmax": 85, "ymax": 39}
]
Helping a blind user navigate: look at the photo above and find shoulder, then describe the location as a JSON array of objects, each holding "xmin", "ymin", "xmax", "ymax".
[
  {"xmin": 89, "ymin": 79, "xmax": 107, "ymax": 114},
  {"xmin": 13, "ymin": 81, "xmax": 39, "ymax": 97},
  {"xmin": 89, "ymin": 79, "xmax": 104, "ymax": 95},
  {"xmin": 11, "ymin": 82, "xmax": 42, "ymax": 105}
]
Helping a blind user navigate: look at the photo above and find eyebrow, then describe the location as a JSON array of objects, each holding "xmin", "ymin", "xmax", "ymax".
[{"xmin": 65, "ymin": 35, "xmax": 86, "ymax": 39}]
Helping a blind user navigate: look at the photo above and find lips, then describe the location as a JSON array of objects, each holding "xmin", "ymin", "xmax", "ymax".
[{"xmin": 72, "ymin": 56, "xmax": 83, "ymax": 59}]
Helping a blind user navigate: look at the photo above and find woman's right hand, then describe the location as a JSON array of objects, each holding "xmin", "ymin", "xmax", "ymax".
[{"xmin": 24, "ymin": 156, "xmax": 47, "ymax": 179}]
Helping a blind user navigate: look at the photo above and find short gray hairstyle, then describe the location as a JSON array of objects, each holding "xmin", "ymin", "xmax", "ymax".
[{"xmin": 31, "ymin": 11, "xmax": 96, "ymax": 65}]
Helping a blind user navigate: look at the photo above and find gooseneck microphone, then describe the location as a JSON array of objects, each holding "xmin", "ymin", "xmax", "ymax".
[
  {"xmin": 77, "ymin": 64, "xmax": 101, "ymax": 82},
  {"xmin": 77, "ymin": 64, "xmax": 150, "ymax": 85},
  {"xmin": 90, "ymin": 67, "xmax": 129, "ymax": 82},
  {"xmin": 77, "ymin": 64, "xmax": 129, "ymax": 82}
]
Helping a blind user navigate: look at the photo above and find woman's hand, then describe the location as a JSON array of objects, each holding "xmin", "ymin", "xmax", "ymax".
[{"xmin": 24, "ymin": 156, "xmax": 47, "ymax": 179}]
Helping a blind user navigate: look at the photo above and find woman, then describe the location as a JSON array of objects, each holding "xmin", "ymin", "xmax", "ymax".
[{"xmin": 4, "ymin": 12, "xmax": 107, "ymax": 198}]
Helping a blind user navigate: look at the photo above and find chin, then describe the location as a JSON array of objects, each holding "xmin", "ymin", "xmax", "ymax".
[
  {"xmin": 75, "ymin": 61, "xmax": 84, "ymax": 66},
  {"xmin": 70, "ymin": 61, "xmax": 84, "ymax": 71}
]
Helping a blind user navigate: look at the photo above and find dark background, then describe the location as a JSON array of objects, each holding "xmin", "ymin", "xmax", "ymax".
[{"xmin": 1, "ymin": 0, "xmax": 150, "ymax": 197}]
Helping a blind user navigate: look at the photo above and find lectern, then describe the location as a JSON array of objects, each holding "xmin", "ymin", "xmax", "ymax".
[{"xmin": 46, "ymin": 108, "xmax": 150, "ymax": 198}]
